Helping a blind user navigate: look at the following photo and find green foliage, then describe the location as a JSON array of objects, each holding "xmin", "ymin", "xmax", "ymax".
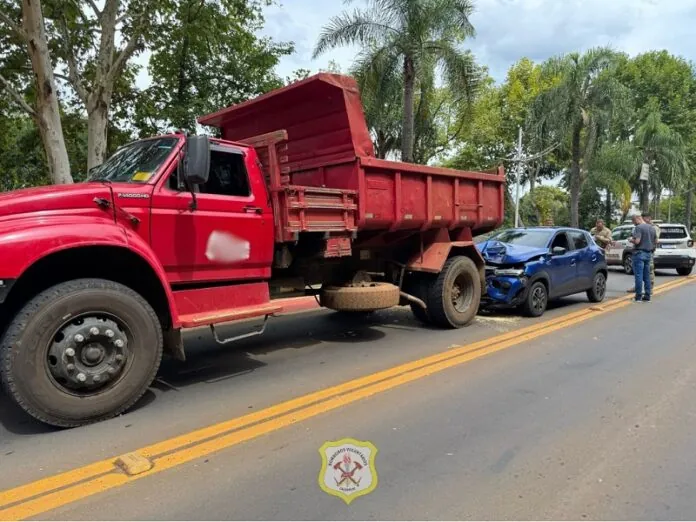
[
  {"xmin": 314, "ymin": 0, "xmax": 481, "ymax": 162},
  {"xmin": 134, "ymin": 0, "xmax": 293, "ymax": 135},
  {"xmin": 519, "ymin": 185, "xmax": 569, "ymax": 227}
]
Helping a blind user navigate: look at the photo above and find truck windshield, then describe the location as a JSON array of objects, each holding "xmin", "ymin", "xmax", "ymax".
[
  {"xmin": 87, "ymin": 138, "xmax": 178, "ymax": 183},
  {"xmin": 494, "ymin": 229, "xmax": 554, "ymax": 248}
]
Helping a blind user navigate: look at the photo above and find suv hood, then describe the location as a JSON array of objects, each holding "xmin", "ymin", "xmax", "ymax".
[
  {"xmin": 0, "ymin": 183, "xmax": 114, "ymax": 220},
  {"xmin": 477, "ymin": 239, "xmax": 549, "ymax": 265}
]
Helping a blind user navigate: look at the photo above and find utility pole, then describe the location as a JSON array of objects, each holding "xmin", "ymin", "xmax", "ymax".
[{"xmin": 514, "ymin": 126, "xmax": 523, "ymax": 228}]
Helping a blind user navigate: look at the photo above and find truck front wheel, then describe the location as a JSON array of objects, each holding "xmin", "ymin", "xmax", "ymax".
[
  {"xmin": 0, "ymin": 278, "xmax": 163, "ymax": 428},
  {"xmin": 426, "ymin": 256, "xmax": 481, "ymax": 328}
]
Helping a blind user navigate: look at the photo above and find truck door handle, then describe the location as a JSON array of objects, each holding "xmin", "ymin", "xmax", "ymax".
[{"xmin": 244, "ymin": 206, "xmax": 262, "ymax": 214}]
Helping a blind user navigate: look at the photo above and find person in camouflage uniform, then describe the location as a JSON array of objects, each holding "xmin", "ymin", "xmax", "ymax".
[
  {"xmin": 627, "ymin": 212, "xmax": 660, "ymax": 292},
  {"xmin": 590, "ymin": 219, "xmax": 612, "ymax": 250}
]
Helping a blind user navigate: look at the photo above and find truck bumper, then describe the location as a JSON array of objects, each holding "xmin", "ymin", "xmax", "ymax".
[{"xmin": 483, "ymin": 275, "xmax": 528, "ymax": 307}]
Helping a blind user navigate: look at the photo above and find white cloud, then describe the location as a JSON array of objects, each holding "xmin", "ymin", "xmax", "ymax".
[{"xmin": 263, "ymin": 0, "xmax": 696, "ymax": 82}]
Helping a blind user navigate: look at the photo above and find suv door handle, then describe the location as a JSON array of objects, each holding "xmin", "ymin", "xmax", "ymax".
[{"xmin": 244, "ymin": 206, "xmax": 262, "ymax": 214}]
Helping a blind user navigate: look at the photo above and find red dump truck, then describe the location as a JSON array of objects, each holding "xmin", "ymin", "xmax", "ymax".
[{"xmin": 0, "ymin": 73, "xmax": 505, "ymax": 427}]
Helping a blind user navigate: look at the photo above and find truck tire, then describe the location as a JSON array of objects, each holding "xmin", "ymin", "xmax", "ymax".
[
  {"xmin": 426, "ymin": 256, "xmax": 481, "ymax": 328},
  {"xmin": 0, "ymin": 278, "xmax": 163, "ymax": 428},
  {"xmin": 677, "ymin": 266, "xmax": 693, "ymax": 276},
  {"xmin": 321, "ymin": 283, "xmax": 400, "ymax": 312}
]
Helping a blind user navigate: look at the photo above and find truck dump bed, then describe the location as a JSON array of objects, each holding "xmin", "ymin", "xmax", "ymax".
[{"xmin": 198, "ymin": 73, "xmax": 505, "ymax": 243}]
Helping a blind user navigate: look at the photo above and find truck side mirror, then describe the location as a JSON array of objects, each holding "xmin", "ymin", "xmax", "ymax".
[{"xmin": 184, "ymin": 135, "xmax": 210, "ymax": 185}]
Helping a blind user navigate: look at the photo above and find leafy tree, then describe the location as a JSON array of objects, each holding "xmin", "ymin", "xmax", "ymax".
[
  {"xmin": 534, "ymin": 48, "xmax": 629, "ymax": 227},
  {"xmin": 313, "ymin": 0, "xmax": 480, "ymax": 162},
  {"xmin": 519, "ymin": 185, "xmax": 569, "ymax": 227},
  {"xmin": 0, "ymin": 0, "xmax": 72, "ymax": 183},
  {"xmin": 135, "ymin": 0, "xmax": 293, "ymax": 135}
]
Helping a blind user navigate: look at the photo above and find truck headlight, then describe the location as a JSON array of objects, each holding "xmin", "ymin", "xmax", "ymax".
[{"xmin": 494, "ymin": 268, "xmax": 525, "ymax": 277}]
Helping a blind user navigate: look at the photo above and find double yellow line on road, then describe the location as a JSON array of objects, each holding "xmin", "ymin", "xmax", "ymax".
[{"xmin": 1, "ymin": 276, "xmax": 693, "ymax": 520}]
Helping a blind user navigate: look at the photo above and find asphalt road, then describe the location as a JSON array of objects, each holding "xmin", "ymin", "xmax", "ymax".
[{"xmin": 1, "ymin": 268, "xmax": 694, "ymax": 520}]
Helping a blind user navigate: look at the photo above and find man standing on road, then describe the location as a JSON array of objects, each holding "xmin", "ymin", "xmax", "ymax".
[
  {"xmin": 590, "ymin": 219, "xmax": 612, "ymax": 251},
  {"xmin": 629, "ymin": 214, "xmax": 657, "ymax": 302},
  {"xmin": 627, "ymin": 213, "xmax": 660, "ymax": 293},
  {"xmin": 643, "ymin": 212, "xmax": 660, "ymax": 289}
]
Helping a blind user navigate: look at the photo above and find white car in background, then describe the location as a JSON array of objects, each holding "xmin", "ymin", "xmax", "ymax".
[{"xmin": 605, "ymin": 223, "xmax": 696, "ymax": 275}]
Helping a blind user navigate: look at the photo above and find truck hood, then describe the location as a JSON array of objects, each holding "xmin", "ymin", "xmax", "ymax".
[
  {"xmin": 0, "ymin": 183, "xmax": 114, "ymax": 220},
  {"xmin": 477, "ymin": 239, "xmax": 549, "ymax": 265}
]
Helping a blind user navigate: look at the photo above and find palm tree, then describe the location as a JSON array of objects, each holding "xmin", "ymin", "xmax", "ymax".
[
  {"xmin": 351, "ymin": 48, "xmax": 403, "ymax": 159},
  {"xmin": 313, "ymin": 0, "xmax": 480, "ymax": 162},
  {"xmin": 536, "ymin": 48, "xmax": 628, "ymax": 227},
  {"xmin": 592, "ymin": 110, "xmax": 688, "ymax": 218}
]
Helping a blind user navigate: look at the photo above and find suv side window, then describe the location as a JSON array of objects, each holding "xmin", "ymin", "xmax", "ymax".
[
  {"xmin": 199, "ymin": 149, "xmax": 251, "ymax": 197},
  {"xmin": 551, "ymin": 232, "xmax": 571, "ymax": 251},
  {"xmin": 569, "ymin": 231, "xmax": 589, "ymax": 250}
]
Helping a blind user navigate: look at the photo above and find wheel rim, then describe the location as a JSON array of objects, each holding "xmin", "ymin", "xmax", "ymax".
[
  {"xmin": 451, "ymin": 273, "xmax": 474, "ymax": 313},
  {"xmin": 531, "ymin": 285, "xmax": 547, "ymax": 313},
  {"xmin": 46, "ymin": 314, "xmax": 131, "ymax": 395},
  {"xmin": 594, "ymin": 274, "xmax": 606, "ymax": 298}
]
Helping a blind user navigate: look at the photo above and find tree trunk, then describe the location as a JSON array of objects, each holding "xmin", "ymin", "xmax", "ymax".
[
  {"xmin": 529, "ymin": 163, "xmax": 541, "ymax": 224},
  {"xmin": 605, "ymin": 188, "xmax": 612, "ymax": 226},
  {"xmin": 22, "ymin": 0, "xmax": 72, "ymax": 184},
  {"xmin": 87, "ymin": 98, "xmax": 110, "ymax": 170},
  {"xmin": 401, "ymin": 56, "xmax": 415, "ymax": 163},
  {"xmin": 569, "ymin": 125, "xmax": 582, "ymax": 228},
  {"xmin": 686, "ymin": 182, "xmax": 693, "ymax": 231}
]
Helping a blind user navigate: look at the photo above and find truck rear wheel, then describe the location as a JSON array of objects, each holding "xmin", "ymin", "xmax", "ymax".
[
  {"xmin": 0, "ymin": 278, "xmax": 163, "ymax": 428},
  {"xmin": 426, "ymin": 256, "xmax": 481, "ymax": 328},
  {"xmin": 321, "ymin": 283, "xmax": 400, "ymax": 312}
]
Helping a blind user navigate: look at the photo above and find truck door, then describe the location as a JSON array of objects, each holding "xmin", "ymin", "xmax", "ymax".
[
  {"xmin": 547, "ymin": 231, "xmax": 578, "ymax": 297},
  {"xmin": 150, "ymin": 144, "xmax": 274, "ymax": 284}
]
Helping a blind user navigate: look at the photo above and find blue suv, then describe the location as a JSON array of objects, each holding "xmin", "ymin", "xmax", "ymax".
[{"xmin": 477, "ymin": 227, "xmax": 608, "ymax": 317}]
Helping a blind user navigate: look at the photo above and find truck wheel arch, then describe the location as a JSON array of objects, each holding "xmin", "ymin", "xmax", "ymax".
[{"xmin": 4, "ymin": 244, "xmax": 177, "ymax": 333}]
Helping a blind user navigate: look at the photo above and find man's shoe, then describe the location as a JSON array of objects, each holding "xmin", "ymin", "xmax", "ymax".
[
  {"xmin": 633, "ymin": 296, "xmax": 643, "ymax": 302},
  {"xmin": 642, "ymin": 296, "xmax": 651, "ymax": 302}
]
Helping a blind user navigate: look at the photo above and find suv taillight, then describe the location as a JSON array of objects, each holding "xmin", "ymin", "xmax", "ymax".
[{"xmin": 688, "ymin": 240, "xmax": 694, "ymax": 248}]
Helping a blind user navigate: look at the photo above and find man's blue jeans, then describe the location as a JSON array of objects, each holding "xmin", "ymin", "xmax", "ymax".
[{"xmin": 633, "ymin": 250, "xmax": 652, "ymax": 299}]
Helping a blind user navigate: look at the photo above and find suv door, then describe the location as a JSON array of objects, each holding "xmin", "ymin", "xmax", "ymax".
[
  {"xmin": 606, "ymin": 227, "xmax": 630, "ymax": 265},
  {"xmin": 568, "ymin": 230, "xmax": 596, "ymax": 289},
  {"xmin": 547, "ymin": 231, "xmax": 578, "ymax": 298},
  {"xmin": 150, "ymin": 144, "xmax": 274, "ymax": 284}
]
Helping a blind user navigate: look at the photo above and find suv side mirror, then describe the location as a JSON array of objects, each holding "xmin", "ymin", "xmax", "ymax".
[
  {"xmin": 184, "ymin": 135, "xmax": 210, "ymax": 185},
  {"xmin": 552, "ymin": 246, "xmax": 567, "ymax": 256}
]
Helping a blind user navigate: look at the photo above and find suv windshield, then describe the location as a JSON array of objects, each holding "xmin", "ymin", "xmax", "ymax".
[
  {"xmin": 493, "ymin": 229, "xmax": 554, "ymax": 248},
  {"xmin": 87, "ymin": 138, "xmax": 178, "ymax": 183}
]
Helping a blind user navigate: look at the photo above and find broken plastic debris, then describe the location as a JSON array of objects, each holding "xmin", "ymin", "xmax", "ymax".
[{"xmin": 205, "ymin": 230, "xmax": 250, "ymax": 263}]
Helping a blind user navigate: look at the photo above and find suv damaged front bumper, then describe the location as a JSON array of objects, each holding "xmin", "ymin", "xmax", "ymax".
[{"xmin": 482, "ymin": 267, "xmax": 530, "ymax": 307}]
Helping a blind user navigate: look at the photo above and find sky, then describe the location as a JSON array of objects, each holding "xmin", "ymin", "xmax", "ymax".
[{"xmin": 259, "ymin": 0, "xmax": 696, "ymax": 83}]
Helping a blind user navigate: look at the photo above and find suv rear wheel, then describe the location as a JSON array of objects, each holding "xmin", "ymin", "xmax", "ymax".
[{"xmin": 623, "ymin": 254, "xmax": 633, "ymax": 275}]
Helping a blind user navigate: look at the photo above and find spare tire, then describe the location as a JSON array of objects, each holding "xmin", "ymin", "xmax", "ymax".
[{"xmin": 320, "ymin": 283, "xmax": 400, "ymax": 311}]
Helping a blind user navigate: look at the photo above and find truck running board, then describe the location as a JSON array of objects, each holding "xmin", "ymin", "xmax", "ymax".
[{"xmin": 210, "ymin": 315, "xmax": 271, "ymax": 345}]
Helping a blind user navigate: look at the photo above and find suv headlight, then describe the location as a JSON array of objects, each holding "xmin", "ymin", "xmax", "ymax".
[{"xmin": 494, "ymin": 268, "xmax": 525, "ymax": 277}]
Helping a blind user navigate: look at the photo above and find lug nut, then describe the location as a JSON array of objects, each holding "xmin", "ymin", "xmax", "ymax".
[
  {"xmin": 108, "ymin": 367, "xmax": 116, "ymax": 375},
  {"xmin": 105, "ymin": 329, "xmax": 114, "ymax": 338},
  {"xmin": 66, "ymin": 363, "xmax": 76, "ymax": 373},
  {"xmin": 115, "ymin": 354, "xmax": 124, "ymax": 362},
  {"xmin": 114, "ymin": 340, "xmax": 124, "ymax": 348},
  {"xmin": 77, "ymin": 373, "xmax": 87, "ymax": 382},
  {"xmin": 93, "ymin": 375, "xmax": 101, "ymax": 383},
  {"xmin": 90, "ymin": 327, "xmax": 100, "ymax": 335},
  {"xmin": 74, "ymin": 334, "xmax": 84, "ymax": 343},
  {"xmin": 65, "ymin": 348, "xmax": 76, "ymax": 357}
]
